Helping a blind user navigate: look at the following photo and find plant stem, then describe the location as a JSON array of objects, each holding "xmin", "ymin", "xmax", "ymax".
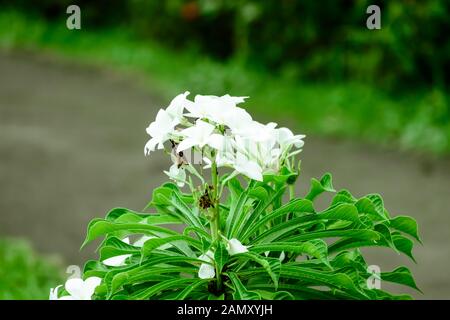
[
  {"xmin": 289, "ymin": 184, "xmax": 295, "ymax": 200},
  {"xmin": 210, "ymin": 159, "xmax": 222, "ymax": 291}
]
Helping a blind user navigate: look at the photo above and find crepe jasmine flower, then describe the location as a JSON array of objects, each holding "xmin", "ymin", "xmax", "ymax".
[
  {"xmin": 50, "ymin": 277, "xmax": 102, "ymax": 300},
  {"xmin": 103, "ymin": 237, "xmax": 131, "ymax": 267},
  {"xmin": 226, "ymin": 238, "xmax": 249, "ymax": 255},
  {"xmin": 198, "ymin": 250, "xmax": 215, "ymax": 279},
  {"xmin": 220, "ymin": 94, "xmax": 248, "ymax": 105},
  {"xmin": 165, "ymin": 91, "xmax": 191, "ymax": 123},
  {"xmin": 185, "ymin": 94, "xmax": 248, "ymax": 123},
  {"xmin": 233, "ymin": 152, "xmax": 263, "ymax": 181},
  {"xmin": 177, "ymin": 119, "xmax": 222, "ymax": 152},
  {"xmin": 276, "ymin": 127, "xmax": 305, "ymax": 151},
  {"xmin": 184, "ymin": 95, "xmax": 222, "ymax": 119},
  {"xmin": 49, "ymin": 285, "xmax": 63, "ymax": 300},
  {"xmin": 144, "ymin": 109, "xmax": 179, "ymax": 155},
  {"xmin": 164, "ymin": 164, "xmax": 186, "ymax": 187}
]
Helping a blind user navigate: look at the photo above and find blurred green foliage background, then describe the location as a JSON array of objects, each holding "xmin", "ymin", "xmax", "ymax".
[
  {"xmin": 1, "ymin": 0, "xmax": 449, "ymax": 154},
  {"xmin": 0, "ymin": 0, "xmax": 449, "ymax": 299}
]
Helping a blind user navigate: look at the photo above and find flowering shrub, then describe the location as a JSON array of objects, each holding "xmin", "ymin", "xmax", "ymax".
[{"xmin": 50, "ymin": 93, "xmax": 421, "ymax": 300}]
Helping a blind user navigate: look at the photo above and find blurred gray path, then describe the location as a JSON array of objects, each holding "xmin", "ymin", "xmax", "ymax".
[{"xmin": 1, "ymin": 52, "xmax": 449, "ymax": 299}]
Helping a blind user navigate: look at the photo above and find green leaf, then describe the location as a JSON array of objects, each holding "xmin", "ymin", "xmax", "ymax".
[
  {"xmin": 242, "ymin": 199, "xmax": 314, "ymax": 241},
  {"xmin": 286, "ymin": 229, "xmax": 380, "ymax": 243},
  {"xmin": 236, "ymin": 186, "xmax": 288, "ymax": 239},
  {"xmin": 250, "ymin": 240, "xmax": 328, "ymax": 265},
  {"xmin": 170, "ymin": 192, "xmax": 204, "ymax": 230},
  {"xmin": 381, "ymin": 266, "xmax": 422, "ymax": 292},
  {"xmin": 233, "ymin": 252, "xmax": 280, "ymax": 289},
  {"xmin": 390, "ymin": 216, "xmax": 421, "ymax": 243},
  {"xmin": 280, "ymin": 266, "xmax": 367, "ymax": 299},
  {"xmin": 225, "ymin": 185, "xmax": 251, "ymax": 237},
  {"xmin": 230, "ymin": 186, "xmax": 269, "ymax": 237},
  {"xmin": 318, "ymin": 203, "xmax": 361, "ymax": 223},
  {"xmin": 214, "ymin": 241, "xmax": 229, "ymax": 274},
  {"xmin": 227, "ymin": 273, "xmax": 261, "ymax": 300},
  {"xmin": 130, "ymin": 278, "xmax": 197, "ymax": 300},
  {"xmin": 366, "ymin": 194, "xmax": 389, "ymax": 220},
  {"xmin": 141, "ymin": 235, "xmax": 201, "ymax": 257},
  {"xmin": 392, "ymin": 233, "xmax": 416, "ymax": 262},
  {"xmin": 305, "ymin": 173, "xmax": 335, "ymax": 201},
  {"xmin": 175, "ymin": 279, "xmax": 210, "ymax": 300},
  {"xmin": 82, "ymin": 220, "xmax": 178, "ymax": 247},
  {"xmin": 355, "ymin": 198, "xmax": 387, "ymax": 221}
]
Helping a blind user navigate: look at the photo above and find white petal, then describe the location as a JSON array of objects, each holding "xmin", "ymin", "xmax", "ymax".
[
  {"xmin": 49, "ymin": 285, "xmax": 62, "ymax": 300},
  {"xmin": 176, "ymin": 138, "xmax": 197, "ymax": 153},
  {"xmin": 207, "ymin": 134, "xmax": 225, "ymax": 150},
  {"xmin": 82, "ymin": 277, "xmax": 102, "ymax": 299},
  {"xmin": 134, "ymin": 235, "xmax": 155, "ymax": 247},
  {"xmin": 144, "ymin": 138, "xmax": 159, "ymax": 155},
  {"xmin": 58, "ymin": 295, "xmax": 76, "ymax": 300},
  {"xmin": 64, "ymin": 278, "xmax": 85, "ymax": 300},
  {"xmin": 226, "ymin": 238, "xmax": 249, "ymax": 255},
  {"xmin": 103, "ymin": 254, "xmax": 131, "ymax": 267},
  {"xmin": 198, "ymin": 263, "xmax": 215, "ymax": 279}
]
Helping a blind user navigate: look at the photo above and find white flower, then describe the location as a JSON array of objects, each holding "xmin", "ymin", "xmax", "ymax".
[
  {"xmin": 177, "ymin": 119, "xmax": 222, "ymax": 152},
  {"xmin": 276, "ymin": 127, "xmax": 305, "ymax": 151},
  {"xmin": 144, "ymin": 109, "xmax": 179, "ymax": 155},
  {"xmin": 164, "ymin": 164, "xmax": 186, "ymax": 187},
  {"xmin": 165, "ymin": 91, "xmax": 191, "ymax": 123},
  {"xmin": 220, "ymin": 94, "xmax": 248, "ymax": 105},
  {"xmin": 233, "ymin": 152, "xmax": 263, "ymax": 181},
  {"xmin": 226, "ymin": 238, "xmax": 249, "ymax": 255},
  {"xmin": 103, "ymin": 237, "xmax": 131, "ymax": 267},
  {"xmin": 51, "ymin": 277, "xmax": 102, "ymax": 300},
  {"xmin": 185, "ymin": 94, "xmax": 249, "ymax": 126},
  {"xmin": 198, "ymin": 250, "xmax": 215, "ymax": 279},
  {"xmin": 49, "ymin": 285, "xmax": 62, "ymax": 300}
]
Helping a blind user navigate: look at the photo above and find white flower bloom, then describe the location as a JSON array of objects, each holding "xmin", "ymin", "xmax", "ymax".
[
  {"xmin": 177, "ymin": 119, "xmax": 218, "ymax": 152},
  {"xmin": 279, "ymin": 251, "xmax": 286, "ymax": 262},
  {"xmin": 226, "ymin": 238, "xmax": 249, "ymax": 256},
  {"xmin": 185, "ymin": 94, "xmax": 249, "ymax": 126},
  {"xmin": 164, "ymin": 164, "xmax": 186, "ymax": 187},
  {"xmin": 220, "ymin": 94, "xmax": 248, "ymax": 105},
  {"xmin": 51, "ymin": 277, "xmax": 102, "ymax": 300},
  {"xmin": 233, "ymin": 152, "xmax": 263, "ymax": 181},
  {"xmin": 198, "ymin": 250, "xmax": 215, "ymax": 279},
  {"xmin": 165, "ymin": 91, "xmax": 191, "ymax": 122},
  {"xmin": 144, "ymin": 109, "xmax": 179, "ymax": 155},
  {"xmin": 103, "ymin": 237, "xmax": 131, "ymax": 267},
  {"xmin": 49, "ymin": 285, "xmax": 62, "ymax": 300},
  {"xmin": 276, "ymin": 127, "xmax": 305, "ymax": 151}
]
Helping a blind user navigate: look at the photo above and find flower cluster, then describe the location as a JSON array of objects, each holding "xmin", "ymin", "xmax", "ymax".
[
  {"xmin": 144, "ymin": 92, "xmax": 305, "ymax": 184},
  {"xmin": 50, "ymin": 277, "xmax": 101, "ymax": 300}
]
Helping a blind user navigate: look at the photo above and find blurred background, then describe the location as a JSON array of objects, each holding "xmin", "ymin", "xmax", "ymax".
[{"xmin": 0, "ymin": 0, "xmax": 449, "ymax": 299}]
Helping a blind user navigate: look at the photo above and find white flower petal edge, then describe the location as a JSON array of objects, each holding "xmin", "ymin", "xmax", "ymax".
[
  {"xmin": 49, "ymin": 285, "xmax": 62, "ymax": 300},
  {"xmin": 226, "ymin": 238, "xmax": 249, "ymax": 256},
  {"xmin": 164, "ymin": 164, "xmax": 186, "ymax": 187},
  {"xmin": 102, "ymin": 237, "xmax": 131, "ymax": 267},
  {"xmin": 198, "ymin": 250, "xmax": 215, "ymax": 279},
  {"xmin": 53, "ymin": 276, "xmax": 101, "ymax": 300}
]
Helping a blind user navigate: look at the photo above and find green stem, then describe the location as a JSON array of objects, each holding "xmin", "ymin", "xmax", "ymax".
[
  {"xmin": 289, "ymin": 184, "xmax": 295, "ymax": 200},
  {"xmin": 210, "ymin": 159, "xmax": 222, "ymax": 291}
]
